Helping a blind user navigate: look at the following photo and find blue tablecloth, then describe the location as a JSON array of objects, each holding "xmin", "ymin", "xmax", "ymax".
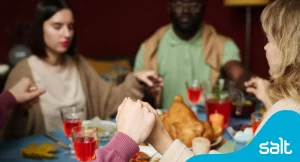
[
  {"xmin": 0, "ymin": 109, "xmax": 251, "ymax": 162},
  {"xmin": 0, "ymin": 130, "xmax": 76, "ymax": 162}
]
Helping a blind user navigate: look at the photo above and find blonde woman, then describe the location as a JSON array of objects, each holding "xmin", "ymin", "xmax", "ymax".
[{"xmin": 245, "ymin": 0, "xmax": 300, "ymax": 129}]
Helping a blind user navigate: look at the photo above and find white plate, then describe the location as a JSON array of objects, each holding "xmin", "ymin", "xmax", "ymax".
[
  {"xmin": 188, "ymin": 136, "xmax": 223, "ymax": 150},
  {"xmin": 82, "ymin": 120, "xmax": 117, "ymax": 131},
  {"xmin": 82, "ymin": 120, "xmax": 116, "ymax": 127},
  {"xmin": 82, "ymin": 119, "xmax": 117, "ymax": 142},
  {"xmin": 139, "ymin": 145, "xmax": 162, "ymax": 162},
  {"xmin": 82, "ymin": 120, "xmax": 90, "ymax": 126},
  {"xmin": 139, "ymin": 137, "xmax": 222, "ymax": 161},
  {"xmin": 211, "ymin": 136, "xmax": 223, "ymax": 147},
  {"xmin": 188, "ymin": 136, "xmax": 223, "ymax": 148}
]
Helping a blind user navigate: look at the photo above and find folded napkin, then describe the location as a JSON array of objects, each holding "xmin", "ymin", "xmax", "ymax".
[{"xmin": 217, "ymin": 141, "xmax": 236, "ymax": 153}]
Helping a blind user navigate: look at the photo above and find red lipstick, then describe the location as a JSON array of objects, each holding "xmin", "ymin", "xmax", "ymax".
[{"xmin": 61, "ymin": 41, "xmax": 69, "ymax": 47}]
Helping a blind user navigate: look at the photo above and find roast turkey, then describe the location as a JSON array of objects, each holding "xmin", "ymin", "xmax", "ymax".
[{"xmin": 160, "ymin": 95, "xmax": 214, "ymax": 147}]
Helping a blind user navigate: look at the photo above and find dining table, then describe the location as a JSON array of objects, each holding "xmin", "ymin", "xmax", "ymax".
[{"xmin": 0, "ymin": 105, "xmax": 254, "ymax": 162}]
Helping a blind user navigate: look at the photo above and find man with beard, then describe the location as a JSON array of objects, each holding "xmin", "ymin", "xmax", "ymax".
[{"xmin": 134, "ymin": 0, "xmax": 251, "ymax": 108}]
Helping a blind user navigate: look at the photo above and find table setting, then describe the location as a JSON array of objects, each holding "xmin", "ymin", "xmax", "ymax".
[{"xmin": 0, "ymin": 79, "xmax": 265, "ymax": 162}]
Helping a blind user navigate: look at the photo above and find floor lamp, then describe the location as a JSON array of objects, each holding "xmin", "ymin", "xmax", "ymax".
[{"xmin": 224, "ymin": 0, "xmax": 270, "ymax": 68}]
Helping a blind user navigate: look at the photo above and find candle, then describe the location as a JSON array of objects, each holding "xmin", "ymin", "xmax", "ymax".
[
  {"xmin": 209, "ymin": 113, "xmax": 225, "ymax": 128},
  {"xmin": 192, "ymin": 137, "xmax": 211, "ymax": 155}
]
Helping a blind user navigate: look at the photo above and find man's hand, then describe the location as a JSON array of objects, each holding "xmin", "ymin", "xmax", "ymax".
[{"xmin": 133, "ymin": 70, "xmax": 164, "ymax": 97}]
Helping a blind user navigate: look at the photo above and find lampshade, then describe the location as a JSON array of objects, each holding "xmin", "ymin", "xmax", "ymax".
[{"xmin": 224, "ymin": 0, "xmax": 270, "ymax": 6}]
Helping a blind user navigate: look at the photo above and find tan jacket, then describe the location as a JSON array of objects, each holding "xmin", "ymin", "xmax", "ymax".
[
  {"xmin": 142, "ymin": 23, "xmax": 228, "ymax": 107},
  {"xmin": 1, "ymin": 55, "xmax": 144, "ymax": 139}
]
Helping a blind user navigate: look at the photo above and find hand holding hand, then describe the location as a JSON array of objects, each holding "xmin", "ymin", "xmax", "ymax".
[{"xmin": 116, "ymin": 98, "xmax": 156, "ymax": 144}]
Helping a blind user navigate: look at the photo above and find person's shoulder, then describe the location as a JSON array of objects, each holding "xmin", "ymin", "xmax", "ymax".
[
  {"xmin": 71, "ymin": 54, "xmax": 95, "ymax": 73},
  {"xmin": 203, "ymin": 23, "xmax": 233, "ymax": 42},
  {"xmin": 65, "ymin": 54, "xmax": 85, "ymax": 65},
  {"xmin": 11, "ymin": 57, "xmax": 31, "ymax": 73},
  {"xmin": 5, "ymin": 57, "xmax": 32, "ymax": 90},
  {"xmin": 143, "ymin": 24, "xmax": 171, "ymax": 44},
  {"xmin": 73, "ymin": 54, "xmax": 88, "ymax": 65},
  {"xmin": 217, "ymin": 33, "xmax": 233, "ymax": 44},
  {"xmin": 273, "ymin": 98, "xmax": 299, "ymax": 107},
  {"xmin": 269, "ymin": 98, "xmax": 300, "ymax": 114}
]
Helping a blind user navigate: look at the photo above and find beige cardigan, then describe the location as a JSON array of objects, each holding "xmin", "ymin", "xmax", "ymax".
[
  {"xmin": 1, "ymin": 55, "xmax": 144, "ymax": 139},
  {"xmin": 160, "ymin": 98, "xmax": 300, "ymax": 162}
]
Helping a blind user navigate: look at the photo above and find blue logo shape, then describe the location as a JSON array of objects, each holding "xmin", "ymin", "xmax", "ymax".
[{"xmin": 188, "ymin": 110, "xmax": 300, "ymax": 162}]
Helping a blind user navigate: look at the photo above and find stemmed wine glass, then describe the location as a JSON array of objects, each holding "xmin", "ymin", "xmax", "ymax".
[
  {"xmin": 186, "ymin": 79, "xmax": 203, "ymax": 113},
  {"xmin": 60, "ymin": 106, "xmax": 84, "ymax": 158}
]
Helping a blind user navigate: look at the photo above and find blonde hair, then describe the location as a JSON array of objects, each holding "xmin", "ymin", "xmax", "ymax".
[{"xmin": 261, "ymin": 0, "xmax": 300, "ymax": 103}]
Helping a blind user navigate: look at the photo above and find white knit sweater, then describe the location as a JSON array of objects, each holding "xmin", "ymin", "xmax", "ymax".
[{"xmin": 256, "ymin": 98, "xmax": 300, "ymax": 133}]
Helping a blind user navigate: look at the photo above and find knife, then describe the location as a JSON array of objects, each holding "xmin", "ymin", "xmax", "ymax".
[{"xmin": 45, "ymin": 133, "xmax": 70, "ymax": 150}]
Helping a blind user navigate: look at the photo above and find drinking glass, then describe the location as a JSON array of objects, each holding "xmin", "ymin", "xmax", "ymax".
[
  {"xmin": 60, "ymin": 106, "xmax": 84, "ymax": 157},
  {"xmin": 251, "ymin": 111, "xmax": 262, "ymax": 134},
  {"xmin": 206, "ymin": 96, "xmax": 232, "ymax": 128},
  {"xmin": 72, "ymin": 126, "xmax": 98, "ymax": 162},
  {"xmin": 186, "ymin": 79, "xmax": 203, "ymax": 113}
]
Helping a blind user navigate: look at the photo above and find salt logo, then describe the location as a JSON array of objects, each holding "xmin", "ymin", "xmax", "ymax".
[{"xmin": 259, "ymin": 137, "xmax": 292, "ymax": 155}]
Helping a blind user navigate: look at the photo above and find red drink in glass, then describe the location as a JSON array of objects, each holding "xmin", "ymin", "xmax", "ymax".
[
  {"xmin": 187, "ymin": 87, "xmax": 202, "ymax": 105},
  {"xmin": 252, "ymin": 121, "xmax": 261, "ymax": 133},
  {"xmin": 206, "ymin": 98, "xmax": 232, "ymax": 127},
  {"xmin": 63, "ymin": 119, "xmax": 82, "ymax": 137},
  {"xmin": 74, "ymin": 136, "xmax": 97, "ymax": 161},
  {"xmin": 251, "ymin": 112, "xmax": 262, "ymax": 134}
]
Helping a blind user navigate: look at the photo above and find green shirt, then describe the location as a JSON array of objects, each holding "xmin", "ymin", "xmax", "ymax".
[{"xmin": 134, "ymin": 27, "xmax": 241, "ymax": 108}]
